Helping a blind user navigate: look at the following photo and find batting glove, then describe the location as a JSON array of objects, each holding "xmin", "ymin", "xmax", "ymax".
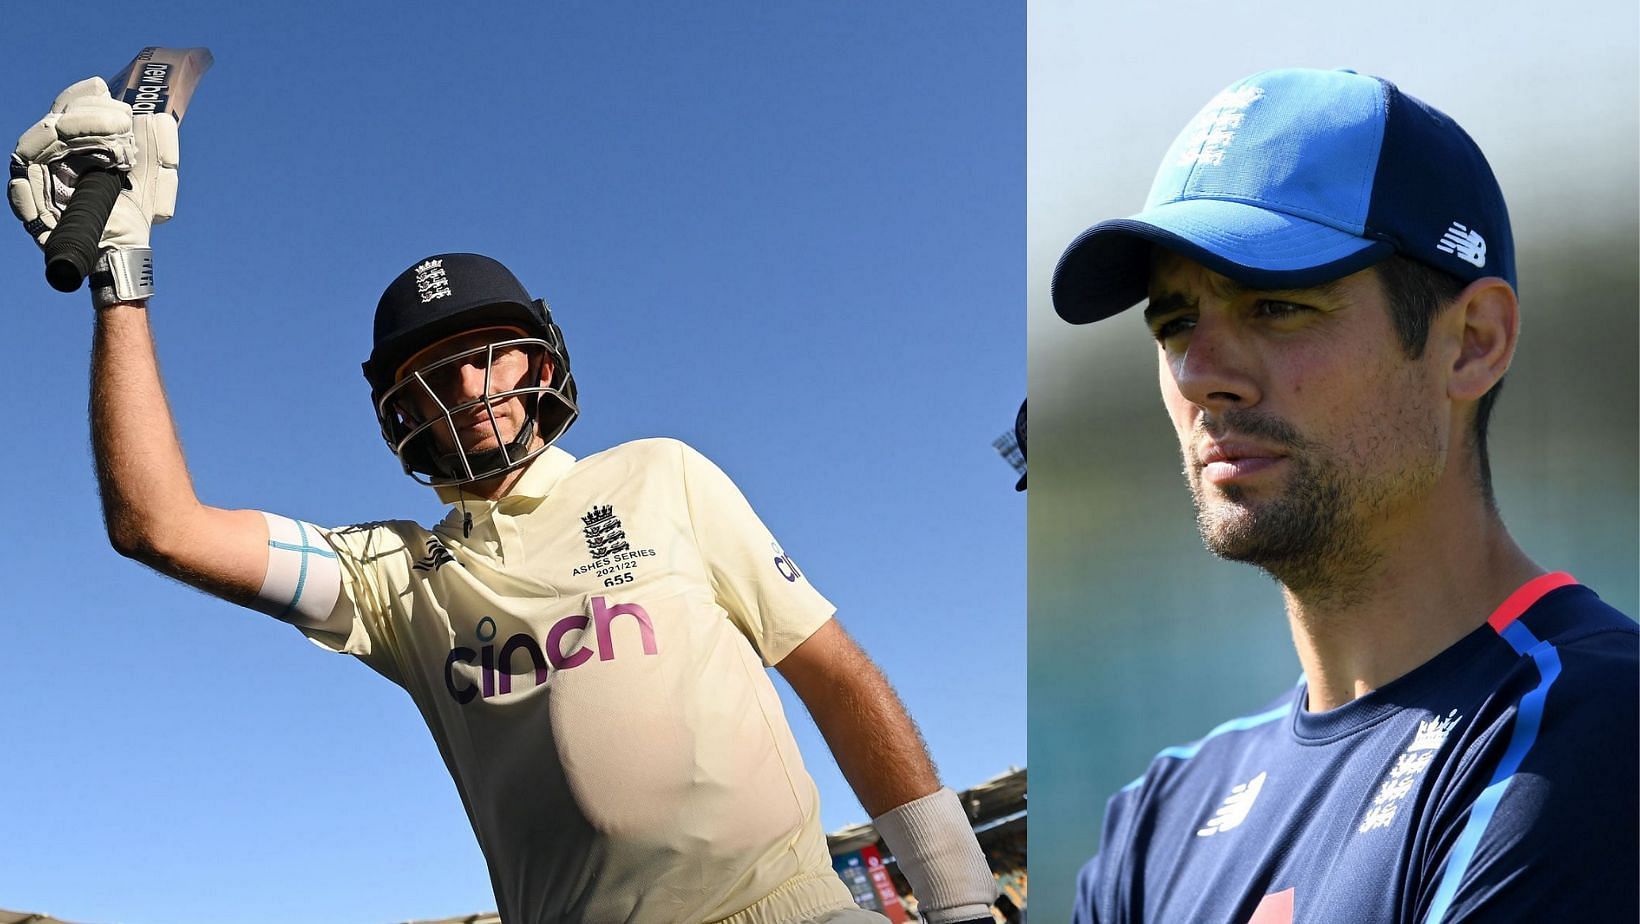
[{"xmin": 9, "ymin": 77, "xmax": 178, "ymax": 303}]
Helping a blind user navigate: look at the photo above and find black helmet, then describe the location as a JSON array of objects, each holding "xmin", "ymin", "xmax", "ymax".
[{"xmin": 362, "ymin": 253, "xmax": 578, "ymax": 486}]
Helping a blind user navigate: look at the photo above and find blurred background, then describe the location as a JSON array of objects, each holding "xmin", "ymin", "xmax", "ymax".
[
  {"xmin": 0, "ymin": 2, "xmax": 1024, "ymax": 922},
  {"xmin": 1028, "ymin": 0, "xmax": 1638, "ymax": 916}
]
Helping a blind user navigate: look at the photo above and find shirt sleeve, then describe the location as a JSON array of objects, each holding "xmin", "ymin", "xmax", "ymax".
[
  {"xmin": 1072, "ymin": 783, "xmax": 1142, "ymax": 924},
  {"xmin": 1415, "ymin": 631, "xmax": 1638, "ymax": 922},
  {"xmin": 1071, "ymin": 854, "xmax": 1104, "ymax": 924},
  {"xmin": 257, "ymin": 515, "xmax": 408, "ymax": 686},
  {"xmin": 677, "ymin": 442, "xmax": 837, "ymax": 665}
]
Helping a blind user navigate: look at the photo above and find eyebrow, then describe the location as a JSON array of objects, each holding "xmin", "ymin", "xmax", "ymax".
[
  {"xmin": 1143, "ymin": 291, "xmax": 1196, "ymax": 323},
  {"xmin": 1142, "ymin": 276, "xmax": 1353, "ymax": 323}
]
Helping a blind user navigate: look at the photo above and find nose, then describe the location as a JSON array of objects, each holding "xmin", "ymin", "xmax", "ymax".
[
  {"xmin": 421, "ymin": 358, "xmax": 492, "ymax": 408},
  {"xmin": 1167, "ymin": 314, "xmax": 1262, "ymax": 413},
  {"xmin": 455, "ymin": 360, "xmax": 490, "ymax": 400}
]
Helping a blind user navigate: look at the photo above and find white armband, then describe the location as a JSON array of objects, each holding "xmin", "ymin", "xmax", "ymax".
[
  {"xmin": 871, "ymin": 787, "xmax": 997, "ymax": 923},
  {"xmin": 252, "ymin": 513, "xmax": 344, "ymax": 629}
]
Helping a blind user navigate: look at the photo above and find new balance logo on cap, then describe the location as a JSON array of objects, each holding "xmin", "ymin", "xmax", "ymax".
[
  {"xmin": 1197, "ymin": 770, "xmax": 1267, "ymax": 837},
  {"xmin": 1436, "ymin": 222, "xmax": 1487, "ymax": 268}
]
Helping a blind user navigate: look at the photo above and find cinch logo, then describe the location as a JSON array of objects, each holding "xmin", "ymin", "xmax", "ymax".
[
  {"xmin": 772, "ymin": 541, "xmax": 803, "ymax": 583},
  {"xmin": 444, "ymin": 596, "xmax": 658, "ymax": 704}
]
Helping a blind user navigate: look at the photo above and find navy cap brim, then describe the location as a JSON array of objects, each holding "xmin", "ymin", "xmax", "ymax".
[{"xmin": 1051, "ymin": 199, "xmax": 1396, "ymax": 324}]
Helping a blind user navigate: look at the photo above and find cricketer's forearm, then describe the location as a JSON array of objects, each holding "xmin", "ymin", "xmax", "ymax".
[
  {"xmin": 780, "ymin": 620, "xmax": 943, "ymax": 815},
  {"xmin": 89, "ymin": 303, "xmax": 206, "ymax": 560},
  {"xmin": 820, "ymin": 672, "xmax": 943, "ymax": 817},
  {"xmin": 87, "ymin": 303, "xmax": 279, "ymax": 606},
  {"xmin": 784, "ymin": 624, "xmax": 1000, "ymax": 921}
]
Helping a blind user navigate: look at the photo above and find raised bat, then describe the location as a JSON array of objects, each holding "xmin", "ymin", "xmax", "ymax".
[{"xmin": 42, "ymin": 46, "xmax": 213, "ymax": 292}]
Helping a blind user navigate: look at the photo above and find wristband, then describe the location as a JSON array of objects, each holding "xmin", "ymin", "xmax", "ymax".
[
  {"xmin": 90, "ymin": 248, "xmax": 154, "ymax": 308},
  {"xmin": 871, "ymin": 787, "xmax": 997, "ymax": 924}
]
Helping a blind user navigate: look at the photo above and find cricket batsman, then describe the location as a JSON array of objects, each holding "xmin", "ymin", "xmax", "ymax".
[{"xmin": 10, "ymin": 78, "xmax": 999, "ymax": 924}]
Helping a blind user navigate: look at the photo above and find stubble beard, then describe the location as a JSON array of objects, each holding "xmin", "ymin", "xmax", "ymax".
[
  {"xmin": 439, "ymin": 413, "xmax": 526, "ymax": 467},
  {"xmin": 1186, "ymin": 409, "xmax": 1418, "ymax": 605}
]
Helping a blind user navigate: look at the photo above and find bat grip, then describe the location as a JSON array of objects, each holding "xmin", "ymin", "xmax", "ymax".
[{"xmin": 44, "ymin": 169, "xmax": 122, "ymax": 292}]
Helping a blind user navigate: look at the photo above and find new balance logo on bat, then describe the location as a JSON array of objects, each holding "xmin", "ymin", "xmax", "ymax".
[
  {"xmin": 1436, "ymin": 222, "xmax": 1486, "ymax": 268},
  {"xmin": 123, "ymin": 62, "xmax": 173, "ymax": 115}
]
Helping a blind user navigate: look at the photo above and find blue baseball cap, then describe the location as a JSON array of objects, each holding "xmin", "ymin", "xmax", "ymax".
[{"xmin": 1052, "ymin": 68, "xmax": 1515, "ymax": 324}]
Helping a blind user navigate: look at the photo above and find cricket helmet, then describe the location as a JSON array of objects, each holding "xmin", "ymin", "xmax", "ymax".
[
  {"xmin": 1014, "ymin": 399, "xmax": 1026, "ymax": 492},
  {"xmin": 361, "ymin": 253, "xmax": 578, "ymax": 486}
]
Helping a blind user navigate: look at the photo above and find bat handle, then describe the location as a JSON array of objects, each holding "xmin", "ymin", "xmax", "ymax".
[{"xmin": 44, "ymin": 169, "xmax": 122, "ymax": 293}]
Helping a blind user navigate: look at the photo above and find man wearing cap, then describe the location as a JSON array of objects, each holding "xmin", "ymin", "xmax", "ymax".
[
  {"xmin": 1052, "ymin": 69, "xmax": 1636, "ymax": 922},
  {"xmin": 9, "ymin": 80, "xmax": 997, "ymax": 924}
]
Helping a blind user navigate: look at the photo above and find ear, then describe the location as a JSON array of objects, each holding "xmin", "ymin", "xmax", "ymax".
[
  {"xmin": 1441, "ymin": 277, "xmax": 1518, "ymax": 403},
  {"xmin": 540, "ymin": 356, "xmax": 556, "ymax": 385}
]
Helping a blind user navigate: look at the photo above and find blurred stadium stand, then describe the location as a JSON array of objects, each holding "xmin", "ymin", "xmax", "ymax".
[{"xmin": 0, "ymin": 911, "xmax": 90, "ymax": 924}]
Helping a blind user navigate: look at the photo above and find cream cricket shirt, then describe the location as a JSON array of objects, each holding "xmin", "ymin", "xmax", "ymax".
[{"xmin": 291, "ymin": 439, "xmax": 854, "ymax": 923}]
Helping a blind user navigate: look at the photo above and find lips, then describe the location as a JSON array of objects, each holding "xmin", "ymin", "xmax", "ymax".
[
  {"xmin": 453, "ymin": 408, "xmax": 502, "ymax": 431},
  {"xmin": 449, "ymin": 417, "xmax": 509, "ymax": 447},
  {"xmin": 1198, "ymin": 440, "xmax": 1287, "ymax": 484}
]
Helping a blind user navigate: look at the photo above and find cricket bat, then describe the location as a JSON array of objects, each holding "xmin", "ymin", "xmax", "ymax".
[{"xmin": 43, "ymin": 46, "xmax": 213, "ymax": 292}]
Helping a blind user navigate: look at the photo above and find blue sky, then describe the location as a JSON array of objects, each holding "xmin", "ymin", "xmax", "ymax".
[{"xmin": 0, "ymin": 3, "xmax": 1023, "ymax": 921}]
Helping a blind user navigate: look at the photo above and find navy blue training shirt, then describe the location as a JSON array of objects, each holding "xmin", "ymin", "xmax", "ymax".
[{"xmin": 1073, "ymin": 573, "xmax": 1638, "ymax": 924}]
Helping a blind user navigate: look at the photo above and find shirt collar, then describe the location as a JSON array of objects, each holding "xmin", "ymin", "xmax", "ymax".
[{"xmin": 433, "ymin": 446, "xmax": 578, "ymax": 506}]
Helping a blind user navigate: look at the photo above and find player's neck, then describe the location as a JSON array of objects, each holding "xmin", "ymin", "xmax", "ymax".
[
  {"xmin": 1281, "ymin": 477, "xmax": 1542, "ymax": 713},
  {"xmin": 464, "ymin": 468, "xmax": 525, "ymax": 502},
  {"xmin": 459, "ymin": 436, "xmax": 547, "ymax": 502}
]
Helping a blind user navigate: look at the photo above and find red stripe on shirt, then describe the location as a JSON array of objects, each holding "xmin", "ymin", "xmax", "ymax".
[{"xmin": 1487, "ymin": 571, "xmax": 1578, "ymax": 633}]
